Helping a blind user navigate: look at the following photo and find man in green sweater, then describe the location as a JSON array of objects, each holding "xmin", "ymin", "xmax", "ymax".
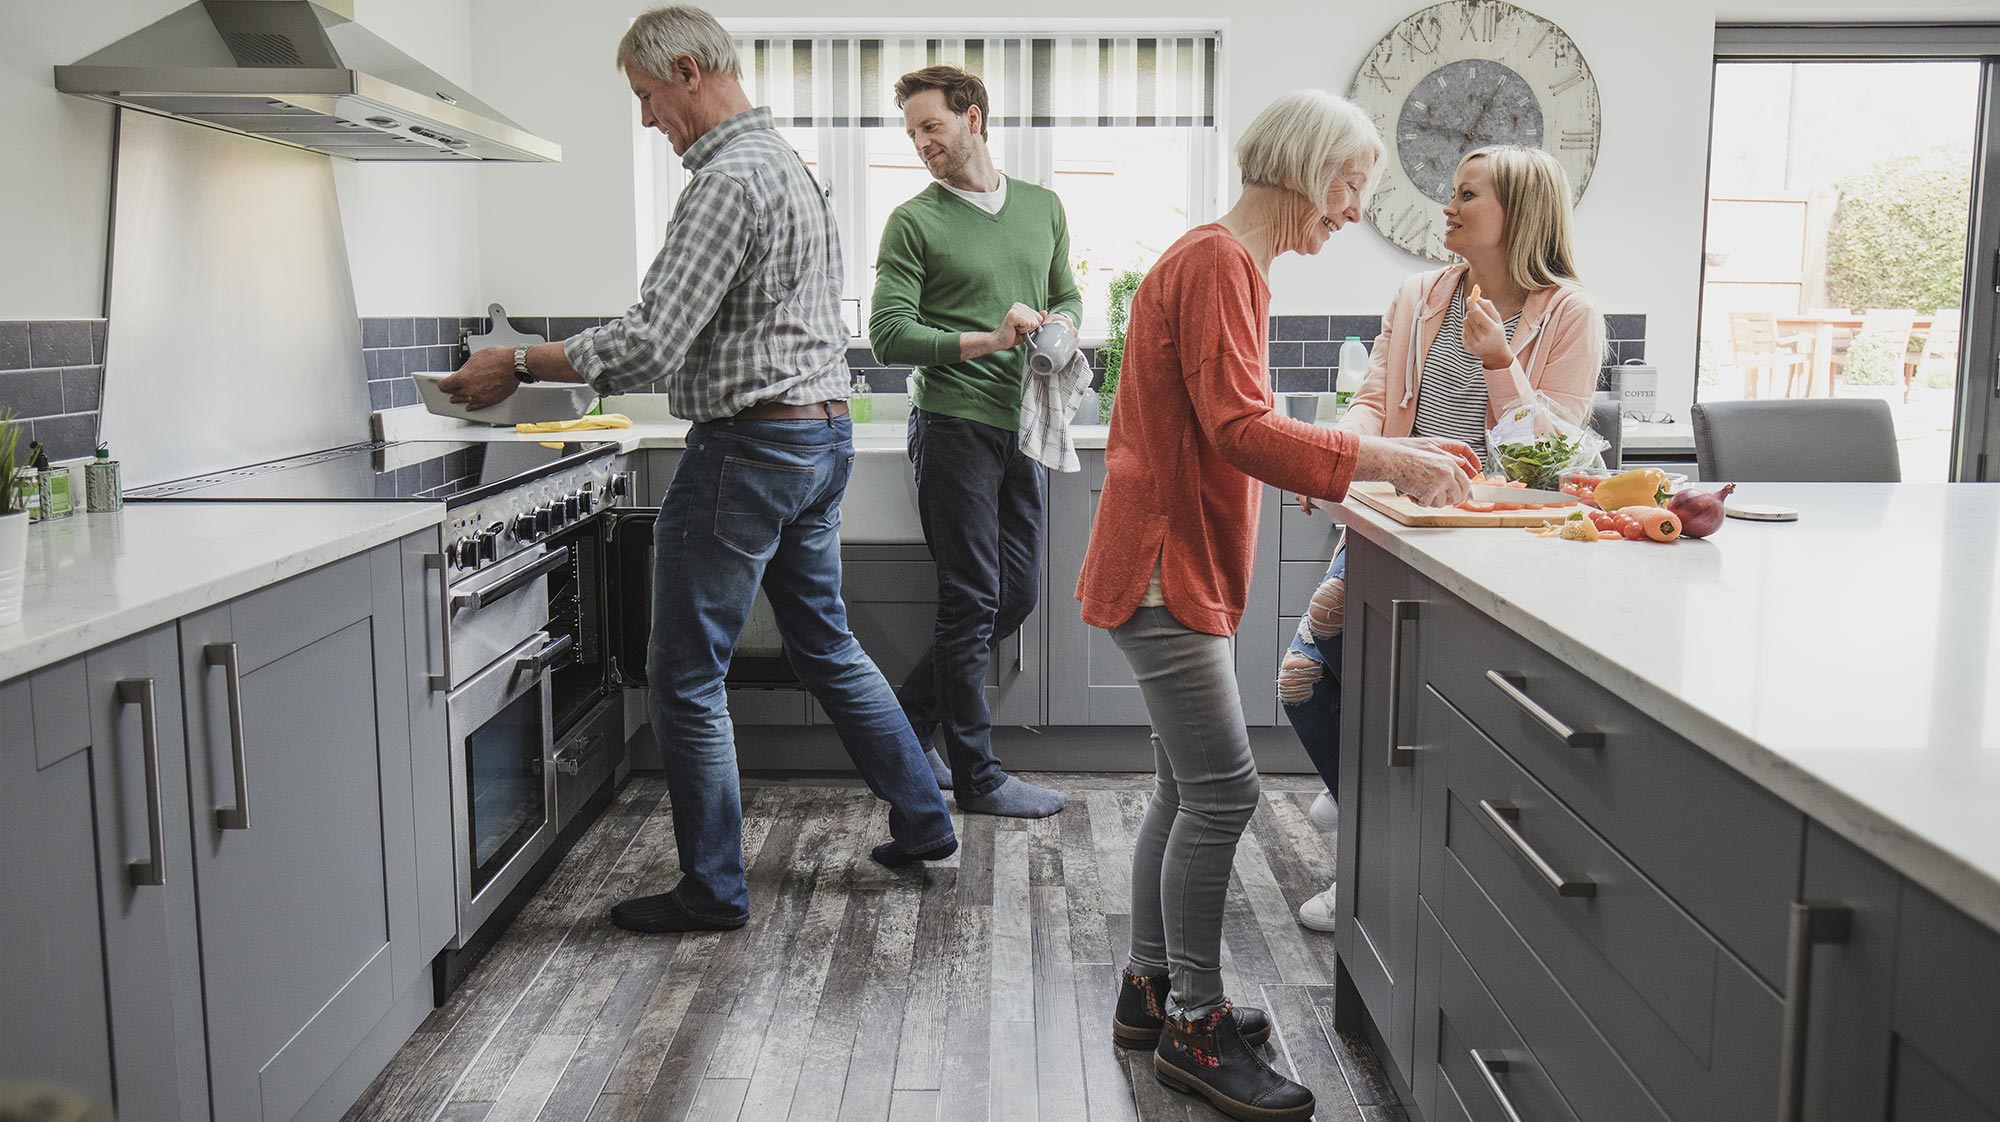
[{"xmin": 870, "ymin": 65, "xmax": 1083, "ymax": 818}]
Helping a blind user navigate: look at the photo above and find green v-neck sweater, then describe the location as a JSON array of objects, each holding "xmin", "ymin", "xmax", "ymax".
[{"xmin": 868, "ymin": 177, "xmax": 1084, "ymax": 431}]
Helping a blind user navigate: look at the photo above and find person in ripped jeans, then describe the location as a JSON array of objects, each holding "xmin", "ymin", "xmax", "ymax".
[{"xmin": 1277, "ymin": 542, "xmax": 1348, "ymax": 932}]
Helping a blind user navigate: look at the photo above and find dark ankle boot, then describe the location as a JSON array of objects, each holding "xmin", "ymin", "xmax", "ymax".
[
  {"xmin": 1112, "ymin": 969, "xmax": 1271, "ymax": 1049},
  {"xmin": 1154, "ymin": 1001, "xmax": 1314, "ymax": 1122}
]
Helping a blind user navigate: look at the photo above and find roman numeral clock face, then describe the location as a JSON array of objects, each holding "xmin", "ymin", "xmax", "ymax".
[{"xmin": 1347, "ymin": 0, "xmax": 1600, "ymax": 262}]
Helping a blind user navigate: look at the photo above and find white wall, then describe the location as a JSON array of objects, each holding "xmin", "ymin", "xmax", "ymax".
[{"xmin": 0, "ymin": 0, "xmax": 492, "ymax": 320}]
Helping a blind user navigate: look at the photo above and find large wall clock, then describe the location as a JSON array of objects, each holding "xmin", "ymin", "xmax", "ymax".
[{"xmin": 1347, "ymin": 0, "xmax": 1600, "ymax": 262}]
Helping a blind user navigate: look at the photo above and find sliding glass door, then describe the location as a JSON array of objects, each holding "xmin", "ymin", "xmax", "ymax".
[{"xmin": 1706, "ymin": 26, "xmax": 2000, "ymax": 482}]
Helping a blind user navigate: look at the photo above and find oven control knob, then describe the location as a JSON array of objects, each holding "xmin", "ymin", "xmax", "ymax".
[
  {"xmin": 453, "ymin": 537, "xmax": 480, "ymax": 569},
  {"xmin": 535, "ymin": 504, "xmax": 555, "ymax": 534},
  {"xmin": 479, "ymin": 524, "xmax": 504, "ymax": 562},
  {"xmin": 512, "ymin": 512, "xmax": 537, "ymax": 539},
  {"xmin": 609, "ymin": 472, "xmax": 629, "ymax": 498},
  {"xmin": 578, "ymin": 485, "xmax": 596, "ymax": 515},
  {"xmin": 564, "ymin": 491, "xmax": 583, "ymax": 520}
]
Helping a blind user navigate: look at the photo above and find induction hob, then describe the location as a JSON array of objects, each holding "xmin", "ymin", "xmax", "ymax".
[{"xmin": 127, "ymin": 440, "xmax": 620, "ymax": 509}]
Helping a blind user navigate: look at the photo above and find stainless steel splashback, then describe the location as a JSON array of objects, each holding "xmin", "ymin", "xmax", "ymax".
[{"xmin": 101, "ymin": 110, "xmax": 369, "ymax": 486}]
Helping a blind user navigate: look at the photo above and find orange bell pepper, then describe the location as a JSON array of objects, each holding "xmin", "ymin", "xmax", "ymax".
[{"xmin": 1593, "ymin": 468, "xmax": 1671, "ymax": 511}]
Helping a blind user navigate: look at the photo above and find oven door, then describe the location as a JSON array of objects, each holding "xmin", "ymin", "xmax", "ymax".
[
  {"xmin": 604, "ymin": 510, "xmax": 797, "ymax": 688},
  {"xmin": 446, "ymin": 631, "xmax": 562, "ymax": 943},
  {"xmin": 544, "ymin": 519, "xmax": 607, "ymax": 738}
]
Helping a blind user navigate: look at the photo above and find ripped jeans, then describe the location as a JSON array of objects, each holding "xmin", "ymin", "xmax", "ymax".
[{"xmin": 1277, "ymin": 547, "xmax": 1345, "ymax": 800}]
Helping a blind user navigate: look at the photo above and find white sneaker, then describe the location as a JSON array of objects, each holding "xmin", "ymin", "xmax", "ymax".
[
  {"xmin": 1309, "ymin": 790, "xmax": 1339, "ymax": 831},
  {"xmin": 1297, "ymin": 884, "xmax": 1337, "ymax": 932}
]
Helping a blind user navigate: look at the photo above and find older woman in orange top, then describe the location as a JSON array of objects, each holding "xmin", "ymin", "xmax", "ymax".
[{"xmin": 1082, "ymin": 91, "xmax": 1479, "ymax": 1122}]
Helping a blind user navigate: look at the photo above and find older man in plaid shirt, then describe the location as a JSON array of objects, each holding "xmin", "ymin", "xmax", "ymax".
[{"xmin": 440, "ymin": 5, "xmax": 956, "ymax": 935}]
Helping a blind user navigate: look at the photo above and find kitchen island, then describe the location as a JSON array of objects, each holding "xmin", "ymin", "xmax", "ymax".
[{"xmin": 1330, "ymin": 482, "xmax": 2000, "ymax": 1122}]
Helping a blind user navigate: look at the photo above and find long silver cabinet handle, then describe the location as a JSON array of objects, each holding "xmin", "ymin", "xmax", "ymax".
[
  {"xmin": 1470, "ymin": 1049, "xmax": 1528, "ymax": 1122},
  {"xmin": 1385, "ymin": 599, "xmax": 1419, "ymax": 767},
  {"xmin": 424, "ymin": 552, "xmax": 451, "ymax": 692},
  {"xmin": 1777, "ymin": 902, "xmax": 1853, "ymax": 1122},
  {"xmin": 205, "ymin": 643, "xmax": 251, "ymax": 830},
  {"xmin": 1479, "ymin": 799, "xmax": 1596, "ymax": 897},
  {"xmin": 117, "ymin": 679, "xmax": 167, "ymax": 887},
  {"xmin": 1485, "ymin": 670, "xmax": 1604, "ymax": 749}
]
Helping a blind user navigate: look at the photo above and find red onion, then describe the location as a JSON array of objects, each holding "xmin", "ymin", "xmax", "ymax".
[{"xmin": 1666, "ymin": 483, "xmax": 1734, "ymax": 539}]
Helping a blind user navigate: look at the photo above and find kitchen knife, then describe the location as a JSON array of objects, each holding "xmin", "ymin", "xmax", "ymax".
[{"xmin": 1466, "ymin": 483, "xmax": 1579, "ymax": 506}]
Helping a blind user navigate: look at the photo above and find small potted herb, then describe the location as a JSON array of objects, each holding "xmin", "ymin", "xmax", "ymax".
[{"xmin": 0, "ymin": 410, "xmax": 27, "ymax": 625}]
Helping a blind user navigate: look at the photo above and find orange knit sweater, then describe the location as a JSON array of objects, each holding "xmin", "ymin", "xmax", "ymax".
[{"xmin": 1077, "ymin": 225, "xmax": 1360, "ymax": 636}]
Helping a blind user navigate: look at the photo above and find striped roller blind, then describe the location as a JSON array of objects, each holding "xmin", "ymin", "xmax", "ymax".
[{"xmin": 734, "ymin": 34, "xmax": 1219, "ymax": 128}]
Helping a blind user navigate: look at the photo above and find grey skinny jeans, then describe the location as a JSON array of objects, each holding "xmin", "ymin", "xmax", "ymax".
[{"xmin": 1111, "ymin": 605, "xmax": 1262, "ymax": 1017}]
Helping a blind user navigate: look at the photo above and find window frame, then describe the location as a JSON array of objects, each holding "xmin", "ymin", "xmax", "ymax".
[{"xmin": 636, "ymin": 19, "xmax": 1228, "ymax": 349}]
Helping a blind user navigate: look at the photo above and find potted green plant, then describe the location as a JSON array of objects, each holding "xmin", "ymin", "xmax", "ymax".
[
  {"xmin": 0, "ymin": 410, "xmax": 27, "ymax": 626},
  {"xmin": 1098, "ymin": 268, "xmax": 1145, "ymax": 423}
]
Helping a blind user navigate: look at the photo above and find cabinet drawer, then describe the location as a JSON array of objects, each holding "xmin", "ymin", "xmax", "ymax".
[
  {"xmin": 1437, "ymin": 832, "xmax": 1671, "ymax": 1122},
  {"xmin": 1431, "ymin": 905, "xmax": 1581, "ymax": 1122},
  {"xmin": 1426, "ymin": 591, "xmax": 1802, "ymax": 984},
  {"xmin": 1892, "ymin": 885, "xmax": 2000, "ymax": 1116},
  {"xmin": 1280, "ymin": 560, "xmax": 1331, "ymax": 610},
  {"xmin": 1431, "ymin": 685, "xmax": 1782, "ymax": 1121},
  {"xmin": 1280, "ymin": 502, "xmax": 1341, "ymax": 561}
]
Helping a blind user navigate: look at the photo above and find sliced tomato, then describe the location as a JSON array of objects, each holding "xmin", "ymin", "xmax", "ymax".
[
  {"xmin": 1458, "ymin": 500, "xmax": 1498, "ymax": 512},
  {"xmin": 1492, "ymin": 502, "xmax": 1524, "ymax": 511}
]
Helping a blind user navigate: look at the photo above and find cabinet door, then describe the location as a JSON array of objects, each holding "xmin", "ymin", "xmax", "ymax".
[
  {"xmin": 179, "ymin": 549, "xmax": 419, "ymax": 1122},
  {"xmin": 94, "ymin": 628, "xmax": 214, "ymax": 1122},
  {"xmin": 1045, "ymin": 451, "xmax": 1150, "ymax": 724},
  {"xmin": 1, "ymin": 663, "xmax": 115, "ymax": 1108},
  {"xmin": 1884, "ymin": 885, "xmax": 2000, "ymax": 1121},
  {"xmin": 1334, "ymin": 534, "xmax": 1425, "ymax": 1088},
  {"xmin": 401, "ymin": 528, "xmax": 456, "ymax": 962},
  {"xmin": 830, "ymin": 552, "xmax": 1043, "ymax": 727}
]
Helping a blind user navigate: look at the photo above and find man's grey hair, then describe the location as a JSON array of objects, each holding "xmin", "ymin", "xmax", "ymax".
[{"xmin": 617, "ymin": 6, "xmax": 741, "ymax": 82}]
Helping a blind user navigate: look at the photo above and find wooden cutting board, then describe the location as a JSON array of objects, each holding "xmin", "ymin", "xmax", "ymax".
[{"xmin": 1346, "ymin": 481, "xmax": 1580, "ymax": 527}]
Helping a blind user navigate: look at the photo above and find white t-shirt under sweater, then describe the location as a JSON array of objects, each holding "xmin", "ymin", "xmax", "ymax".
[{"xmin": 939, "ymin": 176, "xmax": 1008, "ymax": 215}]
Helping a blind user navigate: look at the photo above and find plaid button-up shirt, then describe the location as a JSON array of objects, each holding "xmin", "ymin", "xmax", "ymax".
[{"xmin": 564, "ymin": 108, "xmax": 850, "ymax": 420}]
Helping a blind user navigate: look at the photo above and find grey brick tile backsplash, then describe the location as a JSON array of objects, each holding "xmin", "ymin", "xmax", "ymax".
[
  {"xmin": 31, "ymin": 413, "xmax": 97, "ymax": 461},
  {"xmin": 0, "ymin": 323, "xmax": 27, "ymax": 370},
  {"xmin": 61, "ymin": 367, "xmax": 102, "ymax": 414},
  {"xmin": 1272, "ymin": 315, "xmax": 1330, "ymax": 341},
  {"xmin": 0, "ymin": 370, "xmax": 64, "ymax": 419},
  {"xmin": 1266, "ymin": 342, "xmax": 1304, "ymax": 368},
  {"xmin": 30, "ymin": 321, "xmax": 92, "ymax": 368}
]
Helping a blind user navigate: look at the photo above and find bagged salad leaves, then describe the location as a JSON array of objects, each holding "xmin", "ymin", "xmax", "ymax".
[{"xmin": 1487, "ymin": 394, "xmax": 1607, "ymax": 491}]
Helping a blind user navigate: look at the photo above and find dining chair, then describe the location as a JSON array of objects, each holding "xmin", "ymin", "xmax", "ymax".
[
  {"xmin": 1589, "ymin": 395, "xmax": 1623, "ymax": 469},
  {"xmin": 1692, "ymin": 399, "xmax": 1900, "ymax": 482},
  {"xmin": 1727, "ymin": 311, "xmax": 1812, "ymax": 399},
  {"xmin": 1853, "ymin": 308, "xmax": 1918, "ymax": 396}
]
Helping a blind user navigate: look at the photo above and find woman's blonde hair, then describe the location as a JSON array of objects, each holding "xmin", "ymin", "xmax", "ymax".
[
  {"xmin": 1236, "ymin": 90, "xmax": 1385, "ymax": 207},
  {"xmin": 1459, "ymin": 145, "xmax": 1580, "ymax": 291}
]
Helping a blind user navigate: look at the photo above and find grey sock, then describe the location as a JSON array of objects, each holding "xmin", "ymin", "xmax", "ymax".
[
  {"xmin": 924, "ymin": 746, "xmax": 953, "ymax": 790},
  {"xmin": 956, "ymin": 775, "xmax": 1067, "ymax": 819}
]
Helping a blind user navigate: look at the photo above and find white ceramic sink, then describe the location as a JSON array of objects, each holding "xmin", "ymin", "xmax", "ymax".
[{"xmin": 841, "ymin": 423, "xmax": 923, "ymax": 543}]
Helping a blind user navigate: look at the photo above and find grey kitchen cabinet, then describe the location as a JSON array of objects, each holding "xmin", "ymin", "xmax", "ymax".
[
  {"xmin": 0, "ymin": 627, "xmax": 210, "ymax": 1122},
  {"xmin": 821, "ymin": 547, "xmax": 1043, "ymax": 727},
  {"xmin": 1340, "ymin": 534, "xmax": 2000, "ymax": 1122},
  {"xmin": 1333, "ymin": 532, "xmax": 1427, "ymax": 1087},
  {"xmin": 176, "ymin": 545, "xmax": 426, "ymax": 1122},
  {"xmin": 1794, "ymin": 822, "xmax": 2000, "ymax": 1122},
  {"xmin": 1044, "ymin": 449, "xmax": 1281, "ymax": 726}
]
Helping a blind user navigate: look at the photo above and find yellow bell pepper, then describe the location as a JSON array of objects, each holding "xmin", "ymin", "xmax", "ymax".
[{"xmin": 1593, "ymin": 467, "xmax": 1670, "ymax": 511}]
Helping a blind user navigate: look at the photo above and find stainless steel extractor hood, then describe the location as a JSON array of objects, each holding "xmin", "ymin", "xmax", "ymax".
[{"xmin": 55, "ymin": 0, "xmax": 559, "ymax": 163}]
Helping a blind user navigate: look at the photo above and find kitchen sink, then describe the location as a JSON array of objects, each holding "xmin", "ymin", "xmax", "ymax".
[{"xmin": 841, "ymin": 423, "xmax": 923, "ymax": 543}]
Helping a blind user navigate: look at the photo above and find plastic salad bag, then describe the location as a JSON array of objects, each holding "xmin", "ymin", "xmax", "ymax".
[{"xmin": 1486, "ymin": 394, "xmax": 1607, "ymax": 490}]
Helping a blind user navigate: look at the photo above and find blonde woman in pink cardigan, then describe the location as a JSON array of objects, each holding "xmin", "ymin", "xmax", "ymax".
[{"xmin": 1281, "ymin": 145, "xmax": 1605, "ymax": 933}]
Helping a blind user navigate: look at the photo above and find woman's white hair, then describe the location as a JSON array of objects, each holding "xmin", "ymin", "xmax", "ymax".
[
  {"xmin": 1235, "ymin": 90, "xmax": 1385, "ymax": 203},
  {"xmin": 617, "ymin": 6, "xmax": 741, "ymax": 81}
]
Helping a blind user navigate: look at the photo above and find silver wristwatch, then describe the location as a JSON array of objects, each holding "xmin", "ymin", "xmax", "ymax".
[{"xmin": 513, "ymin": 345, "xmax": 536, "ymax": 383}]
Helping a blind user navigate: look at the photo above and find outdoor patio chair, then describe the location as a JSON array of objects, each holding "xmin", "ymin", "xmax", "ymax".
[
  {"xmin": 1727, "ymin": 311, "xmax": 1811, "ymax": 398},
  {"xmin": 1693, "ymin": 398, "xmax": 1900, "ymax": 482},
  {"xmin": 1912, "ymin": 308, "xmax": 1962, "ymax": 399}
]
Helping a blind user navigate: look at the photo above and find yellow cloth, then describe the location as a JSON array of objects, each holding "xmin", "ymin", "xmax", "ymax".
[{"xmin": 514, "ymin": 413, "xmax": 633, "ymax": 434}]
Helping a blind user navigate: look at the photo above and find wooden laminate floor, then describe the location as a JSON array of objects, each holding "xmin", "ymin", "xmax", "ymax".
[{"xmin": 342, "ymin": 773, "xmax": 1408, "ymax": 1122}]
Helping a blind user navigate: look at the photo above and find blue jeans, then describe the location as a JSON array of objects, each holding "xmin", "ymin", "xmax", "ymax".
[
  {"xmin": 648, "ymin": 415, "xmax": 956, "ymax": 922},
  {"xmin": 1280, "ymin": 550, "xmax": 1345, "ymax": 800},
  {"xmin": 899, "ymin": 409, "xmax": 1044, "ymax": 797}
]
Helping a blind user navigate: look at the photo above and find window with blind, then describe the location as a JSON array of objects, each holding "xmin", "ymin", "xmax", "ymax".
[{"xmin": 632, "ymin": 27, "xmax": 1225, "ymax": 343}]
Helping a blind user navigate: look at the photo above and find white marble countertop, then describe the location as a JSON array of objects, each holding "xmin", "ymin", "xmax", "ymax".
[
  {"xmin": 1338, "ymin": 482, "xmax": 2000, "ymax": 931},
  {"xmin": 0, "ymin": 503, "xmax": 443, "ymax": 684}
]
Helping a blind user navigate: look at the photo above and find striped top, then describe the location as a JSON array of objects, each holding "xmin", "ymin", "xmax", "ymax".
[{"xmin": 1409, "ymin": 282, "xmax": 1521, "ymax": 460}]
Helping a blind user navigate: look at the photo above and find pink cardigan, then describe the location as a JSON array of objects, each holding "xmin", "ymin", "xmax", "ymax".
[{"xmin": 1340, "ymin": 265, "xmax": 1604, "ymax": 436}]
